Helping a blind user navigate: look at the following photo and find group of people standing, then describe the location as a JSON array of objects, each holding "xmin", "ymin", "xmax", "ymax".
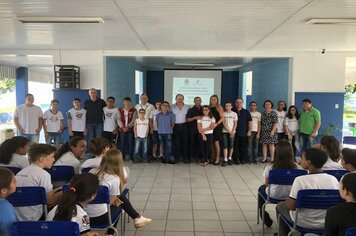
[{"xmin": 13, "ymin": 88, "xmax": 321, "ymax": 167}]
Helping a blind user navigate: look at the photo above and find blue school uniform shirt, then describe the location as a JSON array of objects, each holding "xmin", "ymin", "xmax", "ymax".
[
  {"xmin": 0, "ymin": 198, "xmax": 16, "ymax": 236},
  {"xmin": 156, "ymin": 112, "xmax": 175, "ymax": 134}
]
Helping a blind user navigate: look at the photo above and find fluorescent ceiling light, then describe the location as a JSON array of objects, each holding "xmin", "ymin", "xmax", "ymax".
[
  {"xmin": 174, "ymin": 63, "xmax": 214, "ymax": 67},
  {"xmin": 17, "ymin": 16, "xmax": 104, "ymax": 24},
  {"xmin": 306, "ymin": 18, "xmax": 356, "ymax": 25}
]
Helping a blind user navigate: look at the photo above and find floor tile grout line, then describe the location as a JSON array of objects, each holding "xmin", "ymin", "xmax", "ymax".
[
  {"xmin": 164, "ymin": 163, "xmax": 175, "ymax": 235},
  {"xmin": 188, "ymin": 164, "xmax": 195, "ymax": 236}
]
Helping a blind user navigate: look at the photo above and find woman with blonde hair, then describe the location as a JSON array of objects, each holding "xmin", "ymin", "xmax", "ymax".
[{"xmin": 86, "ymin": 148, "xmax": 152, "ymax": 228}]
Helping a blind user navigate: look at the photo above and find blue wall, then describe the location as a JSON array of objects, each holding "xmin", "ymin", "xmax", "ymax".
[
  {"xmin": 145, "ymin": 70, "xmax": 239, "ymax": 105},
  {"xmin": 295, "ymin": 92, "xmax": 344, "ymax": 142},
  {"xmin": 106, "ymin": 57, "xmax": 146, "ymax": 107},
  {"xmin": 239, "ymin": 59, "xmax": 290, "ymax": 110}
]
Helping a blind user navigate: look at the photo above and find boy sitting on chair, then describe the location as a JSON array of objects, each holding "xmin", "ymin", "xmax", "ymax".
[{"xmin": 276, "ymin": 148, "xmax": 339, "ymax": 235}]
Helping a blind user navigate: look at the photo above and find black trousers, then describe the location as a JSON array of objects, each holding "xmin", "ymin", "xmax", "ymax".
[
  {"xmin": 173, "ymin": 123, "xmax": 188, "ymax": 162},
  {"xmin": 233, "ymin": 135, "xmax": 248, "ymax": 163},
  {"xmin": 199, "ymin": 134, "xmax": 213, "ymax": 163},
  {"xmin": 188, "ymin": 129, "xmax": 200, "ymax": 162}
]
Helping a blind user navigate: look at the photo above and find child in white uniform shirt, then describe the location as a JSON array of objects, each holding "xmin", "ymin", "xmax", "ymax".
[
  {"xmin": 150, "ymin": 101, "xmax": 163, "ymax": 159},
  {"xmin": 43, "ymin": 99, "xmax": 64, "ymax": 148},
  {"xmin": 15, "ymin": 144, "xmax": 63, "ymax": 221},
  {"xmin": 80, "ymin": 137, "xmax": 110, "ymax": 172},
  {"xmin": 198, "ymin": 105, "xmax": 216, "ymax": 166},
  {"xmin": 67, "ymin": 98, "xmax": 87, "ymax": 138},
  {"xmin": 102, "ymin": 96, "xmax": 119, "ymax": 145},
  {"xmin": 46, "ymin": 173, "xmax": 99, "ymax": 236},
  {"xmin": 222, "ymin": 102, "xmax": 237, "ymax": 166},
  {"xmin": 319, "ymin": 135, "xmax": 344, "ymax": 170},
  {"xmin": 134, "ymin": 109, "xmax": 149, "ymax": 163},
  {"xmin": 284, "ymin": 105, "xmax": 300, "ymax": 158},
  {"xmin": 53, "ymin": 136, "xmax": 87, "ymax": 174},
  {"xmin": 0, "ymin": 136, "xmax": 30, "ymax": 169},
  {"xmin": 276, "ymin": 148, "xmax": 339, "ymax": 235},
  {"xmin": 248, "ymin": 101, "xmax": 261, "ymax": 164},
  {"xmin": 87, "ymin": 149, "xmax": 152, "ymax": 228},
  {"xmin": 274, "ymin": 100, "xmax": 287, "ymax": 141},
  {"xmin": 341, "ymin": 148, "xmax": 356, "ymax": 172}
]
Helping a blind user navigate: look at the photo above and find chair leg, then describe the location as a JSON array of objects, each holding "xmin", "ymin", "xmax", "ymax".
[
  {"xmin": 257, "ymin": 199, "xmax": 260, "ymax": 224},
  {"xmin": 262, "ymin": 203, "xmax": 267, "ymax": 236}
]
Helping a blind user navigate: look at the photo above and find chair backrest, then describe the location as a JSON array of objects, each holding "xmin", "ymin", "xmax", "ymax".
[
  {"xmin": 45, "ymin": 165, "xmax": 75, "ymax": 182},
  {"xmin": 345, "ymin": 227, "xmax": 356, "ymax": 236},
  {"xmin": 88, "ymin": 185, "xmax": 110, "ymax": 204},
  {"xmin": 323, "ymin": 169, "xmax": 348, "ymax": 181},
  {"xmin": 12, "ymin": 221, "xmax": 80, "ymax": 236},
  {"xmin": 2, "ymin": 166, "xmax": 22, "ymax": 174},
  {"xmin": 268, "ymin": 169, "xmax": 308, "ymax": 185},
  {"xmin": 81, "ymin": 167, "xmax": 92, "ymax": 173},
  {"xmin": 296, "ymin": 189, "xmax": 344, "ymax": 209},
  {"xmin": 7, "ymin": 187, "xmax": 47, "ymax": 207}
]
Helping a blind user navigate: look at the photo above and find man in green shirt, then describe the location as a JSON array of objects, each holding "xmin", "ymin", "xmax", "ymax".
[{"xmin": 299, "ymin": 98, "xmax": 321, "ymax": 151}]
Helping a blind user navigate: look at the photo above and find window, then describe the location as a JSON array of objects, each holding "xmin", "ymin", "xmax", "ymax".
[
  {"xmin": 135, "ymin": 70, "xmax": 143, "ymax": 95},
  {"xmin": 244, "ymin": 71, "xmax": 253, "ymax": 95}
]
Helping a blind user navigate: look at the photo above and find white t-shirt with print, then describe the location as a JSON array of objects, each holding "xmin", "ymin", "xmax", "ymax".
[
  {"xmin": 150, "ymin": 109, "xmax": 161, "ymax": 131},
  {"xmin": 262, "ymin": 163, "xmax": 302, "ymax": 199},
  {"xmin": 46, "ymin": 204, "xmax": 91, "ymax": 234},
  {"xmin": 135, "ymin": 118, "xmax": 149, "ymax": 138},
  {"xmin": 43, "ymin": 110, "xmax": 64, "ymax": 133},
  {"xmin": 198, "ymin": 116, "xmax": 216, "ymax": 134},
  {"xmin": 8, "ymin": 153, "xmax": 30, "ymax": 169},
  {"xmin": 222, "ymin": 111, "xmax": 237, "ymax": 133},
  {"xmin": 135, "ymin": 103, "xmax": 155, "ymax": 119},
  {"xmin": 14, "ymin": 104, "xmax": 43, "ymax": 134},
  {"xmin": 322, "ymin": 158, "xmax": 345, "ymax": 171},
  {"xmin": 284, "ymin": 117, "xmax": 299, "ymax": 134},
  {"xmin": 80, "ymin": 156, "xmax": 103, "ymax": 173},
  {"xmin": 85, "ymin": 169, "xmax": 121, "ymax": 218},
  {"xmin": 54, "ymin": 151, "xmax": 81, "ymax": 174},
  {"xmin": 103, "ymin": 107, "xmax": 118, "ymax": 132},
  {"xmin": 250, "ymin": 111, "xmax": 261, "ymax": 132},
  {"xmin": 289, "ymin": 173, "xmax": 339, "ymax": 229},
  {"xmin": 274, "ymin": 110, "xmax": 286, "ymax": 133},
  {"xmin": 67, "ymin": 108, "xmax": 86, "ymax": 132},
  {"xmin": 15, "ymin": 164, "xmax": 53, "ymax": 221}
]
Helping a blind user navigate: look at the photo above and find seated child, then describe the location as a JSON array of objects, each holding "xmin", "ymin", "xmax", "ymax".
[
  {"xmin": 341, "ymin": 148, "xmax": 356, "ymax": 172},
  {"xmin": 80, "ymin": 137, "xmax": 110, "ymax": 172},
  {"xmin": 319, "ymin": 136, "xmax": 344, "ymax": 170},
  {"xmin": 276, "ymin": 148, "xmax": 339, "ymax": 235},
  {"xmin": 324, "ymin": 172, "xmax": 356, "ymax": 236},
  {"xmin": 15, "ymin": 144, "xmax": 63, "ymax": 221},
  {"xmin": 0, "ymin": 168, "xmax": 16, "ymax": 236},
  {"xmin": 0, "ymin": 136, "xmax": 30, "ymax": 169},
  {"xmin": 46, "ymin": 173, "xmax": 99, "ymax": 236}
]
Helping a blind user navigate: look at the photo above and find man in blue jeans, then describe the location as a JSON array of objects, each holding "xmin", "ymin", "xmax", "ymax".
[
  {"xmin": 84, "ymin": 88, "xmax": 106, "ymax": 140},
  {"xmin": 156, "ymin": 101, "xmax": 175, "ymax": 164}
]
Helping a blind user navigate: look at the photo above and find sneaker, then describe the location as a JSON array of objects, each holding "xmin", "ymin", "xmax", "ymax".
[
  {"xmin": 134, "ymin": 216, "xmax": 152, "ymax": 228},
  {"xmin": 222, "ymin": 161, "xmax": 227, "ymax": 167},
  {"xmin": 228, "ymin": 159, "xmax": 233, "ymax": 165},
  {"xmin": 169, "ymin": 160, "xmax": 175, "ymax": 165}
]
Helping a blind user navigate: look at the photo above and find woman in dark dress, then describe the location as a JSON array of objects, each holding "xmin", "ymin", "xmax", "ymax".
[
  {"xmin": 260, "ymin": 100, "xmax": 278, "ymax": 163},
  {"xmin": 209, "ymin": 95, "xmax": 224, "ymax": 165}
]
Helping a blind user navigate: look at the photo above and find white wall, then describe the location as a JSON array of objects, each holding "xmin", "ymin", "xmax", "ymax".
[{"xmin": 53, "ymin": 50, "xmax": 105, "ymax": 94}]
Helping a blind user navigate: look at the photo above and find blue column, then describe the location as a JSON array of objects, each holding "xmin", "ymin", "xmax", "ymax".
[{"xmin": 16, "ymin": 67, "xmax": 28, "ymax": 106}]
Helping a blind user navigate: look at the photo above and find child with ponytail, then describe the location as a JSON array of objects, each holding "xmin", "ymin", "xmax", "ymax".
[
  {"xmin": 80, "ymin": 137, "xmax": 110, "ymax": 172},
  {"xmin": 46, "ymin": 173, "xmax": 99, "ymax": 236},
  {"xmin": 0, "ymin": 136, "xmax": 30, "ymax": 169}
]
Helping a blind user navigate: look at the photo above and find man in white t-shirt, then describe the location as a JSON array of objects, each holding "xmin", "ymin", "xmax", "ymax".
[
  {"xmin": 134, "ymin": 109, "xmax": 149, "ymax": 163},
  {"xmin": 248, "ymin": 101, "xmax": 261, "ymax": 164},
  {"xmin": 14, "ymin": 94, "xmax": 43, "ymax": 143},
  {"xmin": 43, "ymin": 99, "xmax": 64, "ymax": 147},
  {"xmin": 15, "ymin": 144, "xmax": 63, "ymax": 221},
  {"xmin": 102, "ymin": 96, "xmax": 119, "ymax": 145},
  {"xmin": 276, "ymin": 148, "xmax": 339, "ymax": 235}
]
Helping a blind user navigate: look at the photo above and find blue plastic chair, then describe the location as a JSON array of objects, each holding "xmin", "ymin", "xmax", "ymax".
[
  {"xmin": 45, "ymin": 165, "xmax": 75, "ymax": 182},
  {"xmin": 7, "ymin": 187, "xmax": 48, "ymax": 217},
  {"xmin": 323, "ymin": 169, "xmax": 348, "ymax": 181},
  {"xmin": 279, "ymin": 189, "xmax": 344, "ymax": 236},
  {"xmin": 81, "ymin": 167, "xmax": 93, "ymax": 173},
  {"xmin": 345, "ymin": 227, "xmax": 356, "ymax": 236},
  {"xmin": 2, "ymin": 166, "xmax": 21, "ymax": 174},
  {"xmin": 12, "ymin": 221, "xmax": 80, "ymax": 236},
  {"xmin": 257, "ymin": 169, "xmax": 307, "ymax": 235}
]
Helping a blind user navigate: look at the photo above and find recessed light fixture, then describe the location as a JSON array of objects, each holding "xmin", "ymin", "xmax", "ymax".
[
  {"xmin": 17, "ymin": 16, "xmax": 104, "ymax": 24},
  {"xmin": 306, "ymin": 18, "xmax": 356, "ymax": 25},
  {"xmin": 174, "ymin": 63, "xmax": 214, "ymax": 67}
]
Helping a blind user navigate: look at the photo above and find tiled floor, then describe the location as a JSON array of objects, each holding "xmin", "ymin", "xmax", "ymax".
[{"xmin": 119, "ymin": 162, "xmax": 278, "ymax": 236}]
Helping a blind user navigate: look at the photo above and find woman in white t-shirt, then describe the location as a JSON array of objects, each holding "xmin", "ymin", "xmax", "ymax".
[
  {"xmin": 0, "ymin": 136, "xmax": 30, "ymax": 169},
  {"xmin": 198, "ymin": 105, "xmax": 216, "ymax": 166},
  {"xmin": 319, "ymin": 136, "xmax": 344, "ymax": 170},
  {"xmin": 284, "ymin": 105, "xmax": 300, "ymax": 158},
  {"xmin": 46, "ymin": 173, "xmax": 99, "ymax": 236},
  {"xmin": 274, "ymin": 100, "xmax": 287, "ymax": 141},
  {"xmin": 258, "ymin": 140, "xmax": 302, "ymax": 228},
  {"xmin": 80, "ymin": 137, "xmax": 110, "ymax": 173},
  {"xmin": 86, "ymin": 149, "xmax": 152, "ymax": 228},
  {"xmin": 53, "ymin": 136, "xmax": 87, "ymax": 174}
]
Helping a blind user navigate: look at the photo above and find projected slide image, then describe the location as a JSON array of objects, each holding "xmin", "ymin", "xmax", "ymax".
[{"xmin": 172, "ymin": 77, "xmax": 214, "ymax": 105}]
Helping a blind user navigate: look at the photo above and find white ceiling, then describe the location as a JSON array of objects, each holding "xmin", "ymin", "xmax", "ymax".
[{"xmin": 0, "ymin": 0, "xmax": 355, "ymax": 51}]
